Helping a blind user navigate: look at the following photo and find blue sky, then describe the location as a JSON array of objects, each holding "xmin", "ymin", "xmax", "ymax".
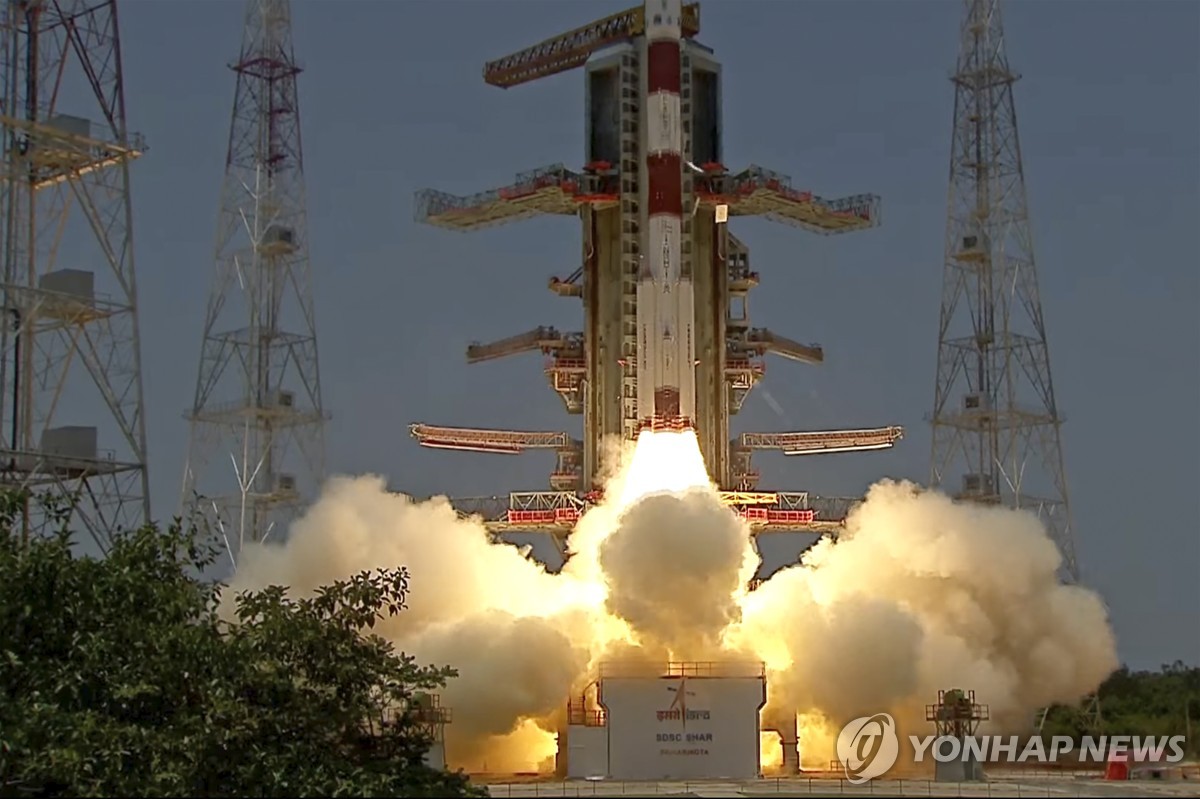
[{"xmin": 119, "ymin": 0, "xmax": 1198, "ymax": 670}]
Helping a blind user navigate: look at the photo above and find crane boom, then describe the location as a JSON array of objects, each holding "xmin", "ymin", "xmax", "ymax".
[
  {"xmin": 737, "ymin": 427, "xmax": 905, "ymax": 456},
  {"xmin": 483, "ymin": 3, "xmax": 702, "ymax": 89}
]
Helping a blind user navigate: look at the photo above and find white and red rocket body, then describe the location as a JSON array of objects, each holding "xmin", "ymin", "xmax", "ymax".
[{"xmin": 636, "ymin": 0, "xmax": 696, "ymax": 435}]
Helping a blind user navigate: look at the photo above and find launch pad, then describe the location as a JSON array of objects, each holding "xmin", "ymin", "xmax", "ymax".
[
  {"xmin": 562, "ymin": 661, "xmax": 767, "ymax": 782},
  {"xmin": 409, "ymin": 1, "xmax": 903, "ymax": 551}
]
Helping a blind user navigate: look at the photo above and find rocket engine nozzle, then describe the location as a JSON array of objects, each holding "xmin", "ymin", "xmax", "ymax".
[
  {"xmin": 636, "ymin": 415, "xmax": 695, "ymax": 434},
  {"xmin": 636, "ymin": 387, "xmax": 693, "ymax": 432}
]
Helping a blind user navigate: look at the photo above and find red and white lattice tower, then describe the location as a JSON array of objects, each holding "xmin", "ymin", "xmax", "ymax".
[{"xmin": 182, "ymin": 0, "xmax": 328, "ymax": 561}]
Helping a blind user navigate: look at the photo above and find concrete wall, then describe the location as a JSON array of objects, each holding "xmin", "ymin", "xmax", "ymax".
[
  {"xmin": 423, "ymin": 741, "xmax": 445, "ymax": 771},
  {"xmin": 565, "ymin": 725, "xmax": 609, "ymax": 779},
  {"xmin": 600, "ymin": 675, "xmax": 766, "ymax": 780},
  {"xmin": 934, "ymin": 737, "xmax": 985, "ymax": 782}
]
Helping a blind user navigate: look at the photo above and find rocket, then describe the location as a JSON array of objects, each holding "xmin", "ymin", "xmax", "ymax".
[{"xmin": 636, "ymin": 0, "xmax": 696, "ymax": 434}]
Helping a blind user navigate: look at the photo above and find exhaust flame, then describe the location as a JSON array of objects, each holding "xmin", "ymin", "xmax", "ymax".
[
  {"xmin": 225, "ymin": 431, "xmax": 1118, "ymax": 773},
  {"xmin": 618, "ymin": 429, "xmax": 712, "ymax": 505}
]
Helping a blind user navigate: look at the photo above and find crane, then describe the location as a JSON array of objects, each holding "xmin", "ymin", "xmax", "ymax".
[{"xmin": 483, "ymin": 3, "xmax": 702, "ymax": 88}]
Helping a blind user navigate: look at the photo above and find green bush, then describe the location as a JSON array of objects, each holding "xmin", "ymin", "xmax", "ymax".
[
  {"xmin": 1040, "ymin": 661, "xmax": 1200, "ymax": 751},
  {"xmin": 0, "ymin": 492, "xmax": 486, "ymax": 797}
]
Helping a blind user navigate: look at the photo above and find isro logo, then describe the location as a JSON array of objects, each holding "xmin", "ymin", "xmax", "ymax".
[
  {"xmin": 836, "ymin": 713, "xmax": 900, "ymax": 784},
  {"xmin": 656, "ymin": 677, "xmax": 712, "ymax": 728},
  {"xmin": 656, "ymin": 677, "xmax": 713, "ymax": 745}
]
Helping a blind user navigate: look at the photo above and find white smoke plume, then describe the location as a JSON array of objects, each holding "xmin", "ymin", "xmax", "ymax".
[
  {"xmin": 599, "ymin": 487, "xmax": 758, "ymax": 659},
  {"xmin": 224, "ymin": 435, "xmax": 1118, "ymax": 772},
  {"xmin": 729, "ymin": 479, "xmax": 1119, "ymax": 765},
  {"xmin": 226, "ymin": 477, "xmax": 604, "ymax": 770}
]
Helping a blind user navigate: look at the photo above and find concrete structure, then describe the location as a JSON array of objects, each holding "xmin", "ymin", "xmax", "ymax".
[
  {"xmin": 560, "ymin": 661, "xmax": 766, "ymax": 781},
  {"xmin": 182, "ymin": 0, "xmax": 329, "ymax": 558},
  {"xmin": 408, "ymin": 1, "xmax": 902, "ymax": 555},
  {"xmin": 413, "ymin": 692, "xmax": 452, "ymax": 770},
  {"xmin": 380, "ymin": 692, "xmax": 452, "ymax": 770},
  {"xmin": 0, "ymin": 0, "xmax": 150, "ymax": 547},
  {"xmin": 765, "ymin": 714, "xmax": 800, "ymax": 776}
]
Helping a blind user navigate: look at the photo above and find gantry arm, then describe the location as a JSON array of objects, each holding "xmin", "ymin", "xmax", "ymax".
[
  {"xmin": 414, "ymin": 163, "xmax": 617, "ymax": 232},
  {"xmin": 466, "ymin": 326, "xmax": 571, "ymax": 364},
  {"xmin": 745, "ymin": 328, "xmax": 824, "ymax": 365},
  {"xmin": 696, "ymin": 165, "xmax": 880, "ymax": 235},
  {"xmin": 409, "ymin": 424, "xmax": 576, "ymax": 454},
  {"xmin": 736, "ymin": 427, "xmax": 905, "ymax": 456}
]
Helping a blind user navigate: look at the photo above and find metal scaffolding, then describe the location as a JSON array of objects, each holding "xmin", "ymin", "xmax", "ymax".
[
  {"xmin": 0, "ymin": 0, "xmax": 150, "ymax": 549},
  {"xmin": 929, "ymin": 0, "xmax": 1079, "ymax": 582},
  {"xmin": 182, "ymin": 0, "xmax": 327, "ymax": 560},
  {"xmin": 420, "ymin": 488, "xmax": 855, "ymax": 550}
]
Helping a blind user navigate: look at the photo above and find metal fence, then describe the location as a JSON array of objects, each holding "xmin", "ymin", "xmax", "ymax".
[{"xmin": 483, "ymin": 774, "xmax": 1200, "ymax": 798}]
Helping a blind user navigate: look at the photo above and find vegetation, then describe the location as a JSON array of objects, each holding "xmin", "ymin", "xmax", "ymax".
[
  {"xmin": 1041, "ymin": 662, "xmax": 1200, "ymax": 754},
  {"xmin": 0, "ymin": 492, "xmax": 487, "ymax": 797}
]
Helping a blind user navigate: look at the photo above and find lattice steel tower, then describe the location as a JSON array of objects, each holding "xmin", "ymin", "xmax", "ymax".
[
  {"xmin": 930, "ymin": 0, "xmax": 1078, "ymax": 580},
  {"xmin": 0, "ymin": 0, "xmax": 149, "ymax": 548},
  {"xmin": 182, "ymin": 0, "xmax": 326, "ymax": 557}
]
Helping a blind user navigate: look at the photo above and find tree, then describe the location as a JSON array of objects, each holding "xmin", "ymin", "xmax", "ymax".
[
  {"xmin": 1040, "ymin": 662, "xmax": 1200, "ymax": 754},
  {"xmin": 0, "ymin": 491, "xmax": 486, "ymax": 797}
]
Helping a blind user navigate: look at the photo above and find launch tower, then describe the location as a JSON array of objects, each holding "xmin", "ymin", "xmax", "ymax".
[
  {"xmin": 411, "ymin": 2, "xmax": 901, "ymax": 548},
  {"xmin": 0, "ymin": 0, "xmax": 149, "ymax": 548},
  {"xmin": 928, "ymin": 0, "xmax": 1079, "ymax": 581},
  {"xmin": 181, "ymin": 0, "xmax": 328, "ymax": 558}
]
